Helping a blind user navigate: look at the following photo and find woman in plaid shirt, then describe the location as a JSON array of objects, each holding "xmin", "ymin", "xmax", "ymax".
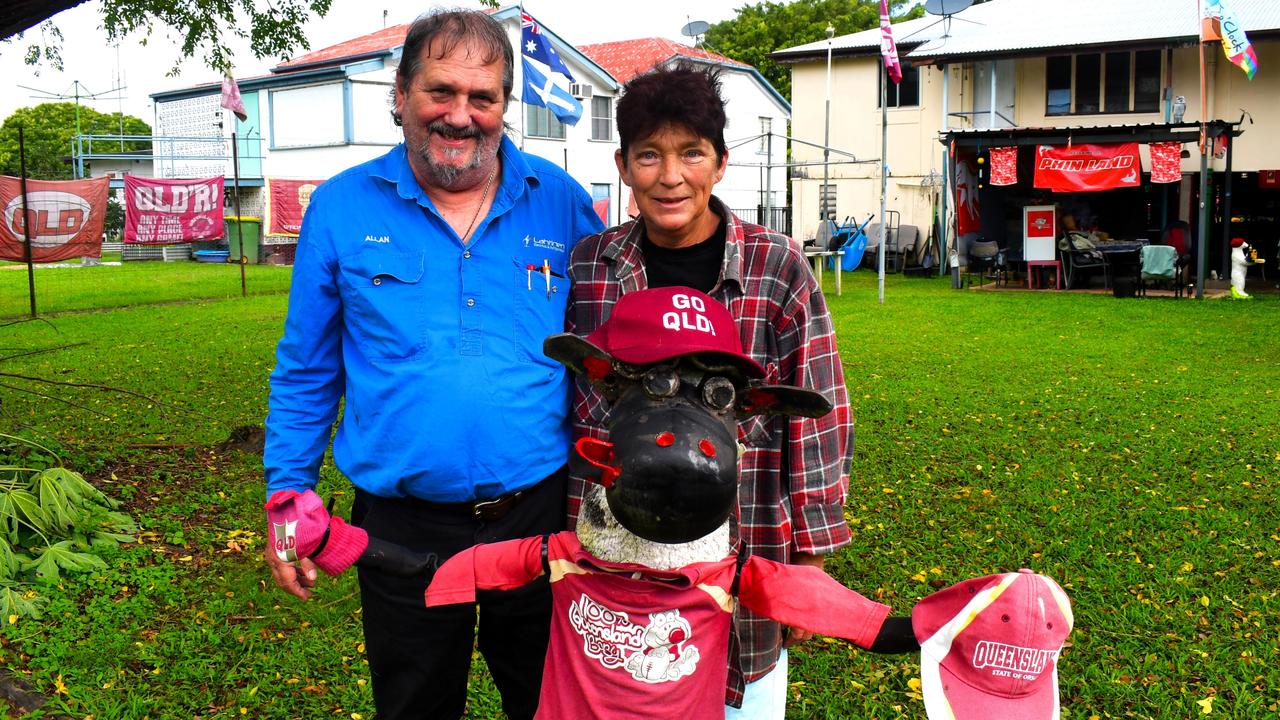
[{"xmin": 564, "ymin": 63, "xmax": 856, "ymax": 718}]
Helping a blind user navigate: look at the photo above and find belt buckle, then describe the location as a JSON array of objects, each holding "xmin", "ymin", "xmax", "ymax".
[{"xmin": 472, "ymin": 494, "xmax": 510, "ymax": 521}]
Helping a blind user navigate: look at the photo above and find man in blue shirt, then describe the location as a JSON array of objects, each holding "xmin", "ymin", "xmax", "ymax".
[{"xmin": 262, "ymin": 10, "xmax": 603, "ymax": 719}]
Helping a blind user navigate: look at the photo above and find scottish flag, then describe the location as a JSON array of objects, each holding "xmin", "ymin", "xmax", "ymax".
[{"xmin": 521, "ymin": 57, "xmax": 583, "ymax": 126}]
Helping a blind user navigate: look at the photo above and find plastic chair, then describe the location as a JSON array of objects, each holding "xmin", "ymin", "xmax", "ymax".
[
  {"xmin": 1138, "ymin": 244, "xmax": 1182, "ymax": 297},
  {"xmin": 1059, "ymin": 232, "xmax": 1110, "ymax": 289}
]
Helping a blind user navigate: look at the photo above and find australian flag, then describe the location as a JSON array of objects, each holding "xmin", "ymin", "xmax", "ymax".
[{"xmin": 520, "ymin": 11, "xmax": 582, "ymax": 125}]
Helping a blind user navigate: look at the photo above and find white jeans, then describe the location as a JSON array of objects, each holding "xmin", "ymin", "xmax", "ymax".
[{"xmin": 724, "ymin": 649, "xmax": 788, "ymax": 719}]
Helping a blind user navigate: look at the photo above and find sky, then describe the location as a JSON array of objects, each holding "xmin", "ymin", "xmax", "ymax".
[{"xmin": 1, "ymin": 0, "xmax": 747, "ymax": 125}]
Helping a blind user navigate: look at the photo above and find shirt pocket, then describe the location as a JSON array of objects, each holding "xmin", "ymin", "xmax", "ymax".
[
  {"xmin": 339, "ymin": 248, "xmax": 428, "ymax": 360},
  {"xmin": 511, "ymin": 254, "xmax": 570, "ymax": 366},
  {"xmin": 739, "ymin": 361, "xmax": 781, "ymax": 447}
]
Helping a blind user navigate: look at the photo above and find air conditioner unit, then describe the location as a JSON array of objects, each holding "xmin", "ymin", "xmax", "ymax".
[{"xmin": 569, "ymin": 83, "xmax": 593, "ymax": 99}]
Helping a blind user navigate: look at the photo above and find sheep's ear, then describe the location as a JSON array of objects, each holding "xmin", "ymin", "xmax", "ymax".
[
  {"xmin": 544, "ymin": 333, "xmax": 610, "ymax": 376},
  {"xmin": 736, "ymin": 385, "xmax": 832, "ymax": 419}
]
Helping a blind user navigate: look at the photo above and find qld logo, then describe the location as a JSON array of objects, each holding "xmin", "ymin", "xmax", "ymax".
[{"xmin": 3, "ymin": 191, "xmax": 91, "ymax": 247}]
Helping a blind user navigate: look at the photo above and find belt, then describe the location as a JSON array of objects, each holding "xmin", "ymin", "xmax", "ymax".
[{"xmin": 429, "ymin": 488, "xmax": 529, "ymax": 522}]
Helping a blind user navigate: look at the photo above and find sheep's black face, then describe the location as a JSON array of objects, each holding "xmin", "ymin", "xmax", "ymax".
[{"xmin": 599, "ymin": 367, "xmax": 740, "ymax": 544}]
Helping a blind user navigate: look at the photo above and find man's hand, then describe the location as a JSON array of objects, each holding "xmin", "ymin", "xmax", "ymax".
[
  {"xmin": 265, "ymin": 544, "xmax": 319, "ymax": 601},
  {"xmin": 782, "ymin": 552, "xmax": 826, "ymax": 647},
  {"xmin": 264, "ymin": 489, "xmax": 368, "ymax": 588}
]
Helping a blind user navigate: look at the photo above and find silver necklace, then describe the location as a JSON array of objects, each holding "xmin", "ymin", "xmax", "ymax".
[{"xmin": 460, "ymin": 163, "xmax": 498, "ymax": 244}]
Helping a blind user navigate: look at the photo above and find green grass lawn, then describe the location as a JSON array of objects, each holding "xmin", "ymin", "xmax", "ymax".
[
  {"xmin": 0, "ymin": 269, "xmax": 1277, "ymax": 719},
  {"xmin": 0, "ymin": 256, "xmax": 292, "ymax": 319}
]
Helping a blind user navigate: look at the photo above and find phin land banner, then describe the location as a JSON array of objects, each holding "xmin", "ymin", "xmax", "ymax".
[
  {"xmin": 1034, "ymin": 143, "xmax": 1140, "ymax": 193},
  {"xmin": 0, "ymin": 176, "xmax": 110, "ymax": 263},
  {"xmin": 124, "ymin": 175, "xmax": 225, "ymax": 244}
]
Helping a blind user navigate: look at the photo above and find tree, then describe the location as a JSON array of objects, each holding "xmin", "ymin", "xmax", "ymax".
[
  {"xmin": 5, "ymin": 0, "xmax": 335, "ymax": 76},
  {"xmin": 0, "ymin": 103, "xmax": 151, "ymax": 180},
  {"xmin": 704, "ymin": 0, "xmax": 923, "ymax": 101}
]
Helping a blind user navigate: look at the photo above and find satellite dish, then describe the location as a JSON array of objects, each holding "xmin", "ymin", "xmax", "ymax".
[
  {"xmin": 925, "ymin": 0, "xmax": 973, "ymax": 15},
  {"xmin": 681, "ymin": 20, "xmax": 711, "ymax": 37}
]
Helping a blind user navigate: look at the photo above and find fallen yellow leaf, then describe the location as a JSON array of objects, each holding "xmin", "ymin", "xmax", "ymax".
[
  {"xmin": 1196, "ymin": 696, "xmax": 1213, "ymax": 714},
  {"xmin": 54, "ymin": 674, "xmax": 68, "ymax": 695}
]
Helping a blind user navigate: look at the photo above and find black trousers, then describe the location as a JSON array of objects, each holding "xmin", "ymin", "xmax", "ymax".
[{"xmin": 352, "ymin": 467, "xmax": 567, "ymax": 720}]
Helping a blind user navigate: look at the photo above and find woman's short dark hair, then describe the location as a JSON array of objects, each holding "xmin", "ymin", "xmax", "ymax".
[
  {"xmin": 616, "ymin": 63, "xmax": 727, "ymax": 164},
  {"xmin": 392, "ymin": 9, "xmax": 513, "ymax": 125}
]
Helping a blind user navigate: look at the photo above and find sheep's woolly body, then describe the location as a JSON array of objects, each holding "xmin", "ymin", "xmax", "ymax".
[{"xmin": 576, "ymin": 484, "xmax": 732, "ymax": 570}]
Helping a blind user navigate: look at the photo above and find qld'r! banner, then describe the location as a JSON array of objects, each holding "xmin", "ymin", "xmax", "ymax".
[
  {"xmin": 266, "ymin": 178, "xmax": 325, "ymax": 237},
  {"xmin": 1034, "ymin": 143, "xmax": 1140, "ymax": 193},
  {"xmin": 0, "ymin": 176, "xmax": 109, "ymax": 262},
  {"xmin": 124, "ymin": 175, "xmax": 225, "ymax": 244}
]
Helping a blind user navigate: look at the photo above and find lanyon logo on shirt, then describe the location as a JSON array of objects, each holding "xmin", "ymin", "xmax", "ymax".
[
  {"xmin": 523, "ymin": 234, "xmax": 565, "ymax": 254},
  {"xmin": 568, "ymin": 593, "xmax": 700, "ymax": 684}
]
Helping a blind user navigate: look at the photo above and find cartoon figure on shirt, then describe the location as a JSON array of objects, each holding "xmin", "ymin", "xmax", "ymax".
[{"xmin": 624, "ymin": 610, "xmax": 699, "ymax": 683}]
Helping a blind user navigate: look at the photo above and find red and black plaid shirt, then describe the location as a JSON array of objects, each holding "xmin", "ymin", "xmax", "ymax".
[{"xmin": 565, "ymin": 198, "xmax": 855, "ymax": 706}]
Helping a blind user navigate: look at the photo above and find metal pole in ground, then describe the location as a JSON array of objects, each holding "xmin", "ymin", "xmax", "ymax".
[
  {"xmin": 18, "ymin": 126, "xmax": 36, "ymax": 318},
  {"xmin": 231, "ymin": 130, "xmax": 246, "ymax": 297}
]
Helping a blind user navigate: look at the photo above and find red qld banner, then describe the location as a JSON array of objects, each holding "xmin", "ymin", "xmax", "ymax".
[
  {"xmin": 266, "ymin": 178, "xmax": 325, "ymax": 237},
  {"xmin": 124, "ymin": 175, "xmax": 225, "ymax": 244},
  {"xmin": 1034, "ymin": 143, "xmax": 1140, "ymax": 193},
  {"xmin": 0, "ymin": 176, "xmax": 109, "ymax": 263}
]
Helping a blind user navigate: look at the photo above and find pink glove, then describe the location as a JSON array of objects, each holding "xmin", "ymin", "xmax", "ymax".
[{"xmin": 265, "ymin": 489, "xmax": 368, "ymax": 576}]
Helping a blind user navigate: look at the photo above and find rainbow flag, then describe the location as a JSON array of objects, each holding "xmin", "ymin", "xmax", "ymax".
[{"xmin": 1204, "ymin": 0, "xmax": 1258, "ymax": 79}]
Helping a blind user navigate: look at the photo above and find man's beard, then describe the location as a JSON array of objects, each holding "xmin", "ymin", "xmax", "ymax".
[{"xmin": 412, "ymin": 121, "xmax": 499, "ymax": 189}]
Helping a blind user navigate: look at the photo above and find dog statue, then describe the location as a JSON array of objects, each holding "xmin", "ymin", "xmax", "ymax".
[
  {"xmin": 1230, "ymin": 237, "xmax": 1266, "ymax": 299},
  {"xmin": 423, "ymin": 287, "xmax": 918, "ymax": 719}
]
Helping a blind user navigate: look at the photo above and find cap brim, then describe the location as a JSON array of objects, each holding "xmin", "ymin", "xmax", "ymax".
[
  {"xmin": 543, "ymin": 333, "xmax": 611, "ymax": 375},
  {"xmin": 607, "ymin": 344, "xmax": 767, "ymax": 379},
  {"xmin": 920, "ymin": 646, "xmax": 1061, "ymax": 720}
]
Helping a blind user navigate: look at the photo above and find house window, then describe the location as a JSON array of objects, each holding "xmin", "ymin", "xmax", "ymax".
[
  {"xmin": 758, "ymin": 117, "xmax": 772, "ymax": 154},
  {"xmin": 591, "ymin": 97, "xmax": 612, "ymax": 141},
  {"xmin": 1046, "ymin": 50, "xmax": 1162, "ymax": 115},
  {"xmin": 878, "ymin": 64, "xmax": 919, "ymax": 108},
  {"xmin": 527, "ymin": 104, "xmax": 565, "ymax": 139}
]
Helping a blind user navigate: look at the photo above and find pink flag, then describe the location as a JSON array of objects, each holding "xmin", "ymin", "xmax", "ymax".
[
  {"xmin": 989, "ymin": 147, "xmax": 1018, "ymax": 186},
  {"xmin": 880, "ymin": 0, "xmax": 902, "ymax": 85},
  {"xmin": 220, "ymin": 75, "xmax": 248, "ymax": 122},
  {"xmin": 1148, "ymin": 142, "xmax": 1182, "ymax": 184}
]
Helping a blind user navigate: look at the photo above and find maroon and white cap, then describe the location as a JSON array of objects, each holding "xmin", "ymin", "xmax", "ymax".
[
  {"xmin": 585, "ymin": 286, "xmax": 765, "ymax": 378},
  {"xmin": 912, "ymin": 569, "xmax": 1074, "ymax": 720}
]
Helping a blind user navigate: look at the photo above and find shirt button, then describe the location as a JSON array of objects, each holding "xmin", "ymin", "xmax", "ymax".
[
  {"xmin": 466, "ymin": 298, "xmax": 476, "ymax": 307},
  {"xmin": 372, "ymin": 278, "xmax": 382, "ymax": 286},
  {"xmin": 463, "ymin": 250, "xmax": 471, "ymax": 259}
]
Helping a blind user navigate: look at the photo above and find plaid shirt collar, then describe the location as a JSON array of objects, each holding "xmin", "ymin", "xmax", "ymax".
[{"xmin": 602, "ymin": 195, "xmax": 745, "ymax": 294}]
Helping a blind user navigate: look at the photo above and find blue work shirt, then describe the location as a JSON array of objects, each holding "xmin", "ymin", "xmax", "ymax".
[{"xmin": 264, "ymin": 139, "xmax": 604, "ymax": 502}]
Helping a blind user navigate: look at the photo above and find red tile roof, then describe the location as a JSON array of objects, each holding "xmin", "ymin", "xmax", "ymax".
[
  {"xmin": 276, "ymin": 23, "xmax": 410, "ymax": 71},
  {"xmin": 578, "ymin": 38, "xmax": 749, "ymax": 84}
]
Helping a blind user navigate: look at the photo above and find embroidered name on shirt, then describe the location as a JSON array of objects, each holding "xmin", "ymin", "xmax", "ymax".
[
  {"xmin": 365, "ymin": 235, "xmax": 390, "ymax": 243},
  {"xmin": 568, "ymin": 593, "xmax": 700, "ymax": 684},
  {"xmin": 524, "ymin": 234, "xmax": 565, "ymax": 253}
]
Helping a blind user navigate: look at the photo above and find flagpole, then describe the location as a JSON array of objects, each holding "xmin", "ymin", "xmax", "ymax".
[
  {"xmin": 519, "ymin": 3, "xmax": 527, "ymax": 150},
  {"xmin": 1196, "ymin": 0, "xmax": 1209, "ymax": 299},
  {"xmin": 878, "ymin": 66, "xmax": 887, "ymax": 305},
  {"xmin": 231, "ymin": 124, "xmax": 247, "ymax": 298}
]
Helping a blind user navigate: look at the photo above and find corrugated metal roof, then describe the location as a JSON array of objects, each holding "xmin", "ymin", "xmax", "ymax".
[{"xmin": 775, "ymin": 0, "xmax": 1280, "ymax": 61}]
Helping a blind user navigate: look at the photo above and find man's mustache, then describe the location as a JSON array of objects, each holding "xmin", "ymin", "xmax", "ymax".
[{"xmin": 428, "ymin": 122, "xmax": 482, "ymax": 141}]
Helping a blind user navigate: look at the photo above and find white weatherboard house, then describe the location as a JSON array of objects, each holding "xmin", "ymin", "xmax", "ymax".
[
  {"xmin": 148, "ymin": 7, "xmax": 619, "ymax": 250},
  {"xmin": 148, "ymin": 6, "xmax": 792, "ymax": 256}
]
